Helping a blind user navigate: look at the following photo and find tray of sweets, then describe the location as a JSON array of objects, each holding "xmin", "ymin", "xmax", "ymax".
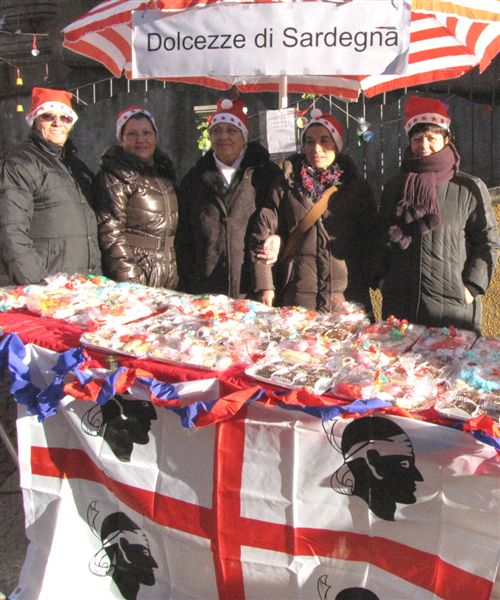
[
  {"xmin": 412, "ymin": 325, "xmax": 476, "ymax": 356},
  {"xmin": 355, "ymin": 317, "xmax": 425, "ymax": 358},
  {"xmin": 434, "ymin": 385, "xmax": 500, "ymax": 421},
  {"xmin": 467, "ymin": 336, "xmax": 500, "ymax": 364},
  {"xmin": 246, "ymin": 360, "xmax": 335, "ymax": 395}
]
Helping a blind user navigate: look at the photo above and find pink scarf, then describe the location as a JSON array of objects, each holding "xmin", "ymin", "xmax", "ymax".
[{"xmin": 388, "ymin": 142, "xmax": 460, "ymax": 249}]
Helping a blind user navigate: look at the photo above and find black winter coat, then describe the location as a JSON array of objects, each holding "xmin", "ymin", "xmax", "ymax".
[
  {"xmin": 252, "ymin": 153, "xmax": 385, "ymax": 313},
  {"xmin": 380, "ymin": 170, "xmax": 499, "ymax": 333},
  {"xmin": 0, "ymin": 130, "xmax": 101, "ymax": 285},
  {"xmin": 176, "ymin": 143, "xmax": 280, "ymax": 298},
  {"xmin": 94, "ymin": 146, "xmax": 178, "ymax": 288}
]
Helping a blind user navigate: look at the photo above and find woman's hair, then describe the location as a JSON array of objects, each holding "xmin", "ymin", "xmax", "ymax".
[
  {"xmin": 408, "ymin": 122, "xmax": 450, "ymax": 141},
  {"xmin": 119, "ymin": 113, "xmax": 156, "ymax": 140}
]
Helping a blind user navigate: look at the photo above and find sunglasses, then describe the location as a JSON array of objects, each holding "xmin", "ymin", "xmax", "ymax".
[{"xmin": 38, "ymin": 112, "xmax": 74, "ymax": 125}]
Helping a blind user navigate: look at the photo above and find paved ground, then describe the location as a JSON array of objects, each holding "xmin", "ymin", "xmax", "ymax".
[{"xmin": 0, "ymin": 371, "xmax": 28, "ymax": 600}]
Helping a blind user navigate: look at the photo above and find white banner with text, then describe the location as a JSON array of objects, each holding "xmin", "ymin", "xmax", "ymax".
[{"xmin": 132, "ymin": 0, "xmax": 411, "ymax": 79}]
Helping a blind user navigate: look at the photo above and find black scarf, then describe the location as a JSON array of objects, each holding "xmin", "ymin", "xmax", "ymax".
[{"xmin": 388, "ymin": 142, "xmax": 460, "ymax": 249}]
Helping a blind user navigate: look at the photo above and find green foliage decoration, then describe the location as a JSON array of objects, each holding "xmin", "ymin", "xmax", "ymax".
[{"xmin": 197, "ymin": 118, "xmax": 211, "ymax": 154}]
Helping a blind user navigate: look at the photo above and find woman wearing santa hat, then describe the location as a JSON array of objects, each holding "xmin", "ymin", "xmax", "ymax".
[
  {"xmin": 176, "ymin": 98, "xmax": 280, "ymax": 299},
  {"xmin": 94, "ymin": 106, "xmax": 178, "ymax": 288},
  {"xmin": 251, "ymin": 108, "xmax": 385, "ymax": 315},
  {"xmin": 0, "ymin": 87, "xmax": 101, "ymax": 284},
  {"xmin": 379, "ymin": 95, "xmax": 499, "ymax": 333}
]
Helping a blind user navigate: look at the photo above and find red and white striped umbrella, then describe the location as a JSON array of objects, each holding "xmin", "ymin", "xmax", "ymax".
[{"xmin": 63, "ymin": 0, "xmax": 500, "ymax": 101}]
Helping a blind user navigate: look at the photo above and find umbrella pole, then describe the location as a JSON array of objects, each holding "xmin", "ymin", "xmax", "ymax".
[{"xmin": 279, "ymin": 75, "xmax": 288, "ymax": 108}]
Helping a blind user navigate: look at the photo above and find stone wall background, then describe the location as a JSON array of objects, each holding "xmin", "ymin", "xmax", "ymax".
[{"xmin": 0, "ymin": 81, "xmax": 499, "ymax": 188}]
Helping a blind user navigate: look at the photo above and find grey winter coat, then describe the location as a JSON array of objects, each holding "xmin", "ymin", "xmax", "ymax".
[
  {"xmin": 380, "ymin": 171, "xmax": 499, "ymax": 333},
  {"xmin": 0, "ymin": 129, "xmax": 101, "ymax": 285},
  {"xmin": 252, "ymin": 153, "xmax": 386, "ymax": 313},
  {"xmin": 94, "ymin": 145, "xmax": 178, "ymax": 289},
  {"xmin": 176, "ymin": 142, "xmax": 280, "ymax": 298}
]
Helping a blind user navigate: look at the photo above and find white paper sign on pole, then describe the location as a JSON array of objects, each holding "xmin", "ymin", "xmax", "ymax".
[
  {"xmin": 132, "ymin": 1, "xmax": 411, "ymax": 79},
  {"xmin": 265, "ymin": 109, "xmax": 297, "ymax": 154}
]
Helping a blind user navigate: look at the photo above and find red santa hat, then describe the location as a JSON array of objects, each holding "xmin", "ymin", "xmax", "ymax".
[
  {"xmin": 115, "ymin": 105, "xmax": 158, "ymax": 141},
  {"xmin": 26, "ymin": 87, "xmax": 78, "ymax": 127},
  {"xmin": 404, "ymin": 96, "xmax": 451, "ymax": 134},
  {"xmin": 208, "ymin": 99, "xmax": 249, "ymax": 141},
  {"xmin": 301, "ymin": 108, "xmax": 344, "ymax": 152}
]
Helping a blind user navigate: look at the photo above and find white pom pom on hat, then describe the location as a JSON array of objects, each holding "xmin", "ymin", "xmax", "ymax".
[
  {"xmin": 115, "ymin": 105, "xmax": 158, "ymax": 141},
  {"xmin": 209, "ymin": 98, "xmax": 249, "ymax": 141},
  {"xmin": 301, "ymin": 108, "xmax": 344, "ymax": 152}
]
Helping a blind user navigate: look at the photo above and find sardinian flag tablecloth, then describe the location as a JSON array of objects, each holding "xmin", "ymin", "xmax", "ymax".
[{"xmin": 4, "ymin": 340, "xmax": 500, "ymax": 600}]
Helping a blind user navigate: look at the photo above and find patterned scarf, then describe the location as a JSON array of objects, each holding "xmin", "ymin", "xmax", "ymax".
[
  {"xmin": 388, "ymin": 142, "xmax": 460, "ymax": 249},
  {"xmin": 300, "ymin": 160, "xmax": 344, "ymax": 201}
]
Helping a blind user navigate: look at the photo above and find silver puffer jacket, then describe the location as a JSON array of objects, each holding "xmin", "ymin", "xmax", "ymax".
[{"xmin": 94, "ymin": 145, "xmax": 178, "ymax": 289}]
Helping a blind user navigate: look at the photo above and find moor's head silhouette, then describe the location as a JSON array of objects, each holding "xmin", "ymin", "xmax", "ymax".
[
  {"xmin": 335, "ymin": 587, "xmax": 380, "ymax": 600},
  {"xmin": 317, "ymin": 575, "xmax": 380, "ymax": 600},
  {"xmin": 82, "ymin": 394, "xmax": 157, "ymax": 461},
  {"xmin": 324, "ymin": 416, "xmax": 423, "ymax": 521},
  {"xmin": 87, "ymin": 502, "xmax": 158, "ymax": 600}
]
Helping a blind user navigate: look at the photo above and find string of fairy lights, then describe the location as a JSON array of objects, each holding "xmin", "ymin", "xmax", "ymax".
[{"xmin": 0, "ymin": 31, "xmax": 47, "ymax": 112}]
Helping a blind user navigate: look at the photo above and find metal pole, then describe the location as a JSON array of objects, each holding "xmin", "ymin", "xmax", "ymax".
[
  {"xmin": 362, "ymin": 94, "xmax": 367, "ymax": 178},
  {"xmin": 0, "ymin": 421, "xmax": 18, "ymax": 466},
  {"xmin": 279, "ymin": 75, "xmax": 288, "ymax": 109},
  {"xmin": 398, "ymin": 91, "xmax": 405, "ymax": 166},
  {"xmin": 345, "ymin": 101, "xmax": 350, "ymax": 153},
  {"xmin": 380, "ymin": 93, "xmax": 386, "ymax": 195},
  {"xmin": 469, "ymin": 71, "xmax": 474, "ymax": 176},
  {"xmin": 492, "ymin": 60, "xmax": 497, "ymax": 186}
]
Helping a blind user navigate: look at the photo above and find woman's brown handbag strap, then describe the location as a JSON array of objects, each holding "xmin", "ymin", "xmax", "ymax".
[{"xmin": 282, "ymin": 185, "xmax": 338, "ymax": 262}]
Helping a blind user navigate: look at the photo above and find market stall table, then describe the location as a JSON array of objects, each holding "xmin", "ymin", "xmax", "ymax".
[{"xmin": 0, "ymin": 310, "xmax": 499, "ymax": 600}]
